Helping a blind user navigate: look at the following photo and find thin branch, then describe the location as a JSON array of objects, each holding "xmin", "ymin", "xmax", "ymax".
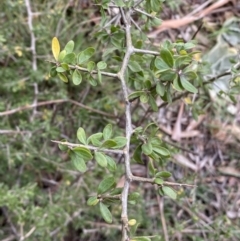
[
  {"xmin": 133, "ymin": 47, "xmax": 159, "ymax": 56},
  {"xmin": 72, "ymin": 65, "xmax": 118, "ymax": 78},
  {"xmin": 51, "ymin": 140, "xmax": 125, "ymax": 155},
  {"xmin": 118, "ymin": 7, "xmax": 134, "ymax": 241},
  {"xmin": 134, "ymin": 8, "xmax": 156, "ymax": 19},
  {"xmin": 24, "ymin": 0, "xmax": 37, "ymax": 70},
  {"xmin": 0, "ymin": 99, "xmax": 116, "ymax": 118},
  {"xmin": 50, "ymin": 208, "xmax": 82, "ymax": 237},
  {"xmin": 131, "ymin": 175, "xmax": 196, "ymax": 187},
  {"xmin": 0, "ymin": 130, "xmax": 31, "ymax": 135},
  {"xmin": 19, "ymin": 226, "xmax": 36, "ymax": 241},
  {"xmin": 155, "ymin": 191, "xmax": 169, "ymax": 241}
]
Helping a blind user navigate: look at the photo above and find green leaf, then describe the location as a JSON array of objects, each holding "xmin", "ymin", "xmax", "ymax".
[
  {"xmin": 148, "ymin": 159, "xmax": 156, "ymax": 175},
  {"xmin": 160, "ymin": 48, "xmax": 174, "ymax": 68},
  {"xmin": 128, "ymin": 192, "xmax": 140, "ymax": 202},
  {"xmin": 141, "ymin": 142, "xmax": 153, "ymax": 155},
  {"xmin": 115, "ymin": 0, "xmax": 125, "ymax": 7},
  {"xmin": 98, "ymin": 176, "xmax": 116, "ymax": 194},
  {"xmin": 133, "ymin": 144, "xmax": 143, "ymax": 164},
  {"xmin": 183, "ymin": 70, "xmax": 197, "ymax": 80},
  {"xmin": 97, "ymin": 61, "xmax": 107, "ymax": 70},
  {"xmin": 128, "ymin": 61, "xmax": 142, "ymax": 72},
  {"xmin": 128, "ymin": 91, "xmax": 144, "ymax": 100},
  {"xmin": 154, "ymin": 178, "xmax": 164, "ymax": 185},
  {"xmin": 180, "ymin": 75, "xmax": 198, "ymax": 93},
  {"xmin": 110, "ymin": 188, "xmax": 122, "ymax": 195},
  {"xmin": 173, "ymin": 75, "xmax": 184, "ymax": 91},
  {"xmin": 175, "ymin": 56, "xmax": 192, "ymax": 68},
  {"xmin": 58, "ymin": 139, "xmax": 68, "ymax": 151},
  {"xmin": 50, "ymin": 67, "xmax": 57, "ymax": 77},
  {"xmin": 72, "ymin": 69, "xmax": 82, "ymax": 85},
  {"xmin": 87, "ymin": 61, "xmax": 95, "ymax": 72},
  {"xmin": 64, "ymin": 40, "xmax": 74, "ymax": 53},
  {"xmin": 140, "ymin": 93, "xmax": 149, "ymax": 103},
  {"xmin": 88, "ymin": 132, "xmax": 103, "ymax": 146},
  {"xmin": 162, "ymin": 186, "xmax": 177, "ymax": 200},
  {"xmin": 78, "ymin": 47, "xmax": 95, "ymax": 64},
  {"xmin": 144, "ymin": 80, "xmax": 152, "ymax": 89},
  {"xmin": 63, "ymin": 53, "xmax": 76, "ymax": 64},
  {"xmin": 156, "ymin": 82, "xmax": 165, "ymax": 96},
  {"xmin": 184, "ymin": 42, "xmax": 195, "ymax": 49},
  {"xmin": 70, "ymin": 151, "xmax": 87, "ymax": 172},
  {"xmin": 155, "ymin": 57, "xmax": 170, "ymax": 71},
  {"xmin": 60, "ymin": 63, "xmax": 69, "ymax": 70},
  {"xmin": 106, "ymin": 156, "xmax": 117, "ymax": 172},
  {"xmin": 149, "ymin": 95, "xmax": 158, "ymax": 112},
  {"xmin": 58, "ymin": 50, "xmax": 66, "ymax": 62},
  {"xmin": 77, "ymin": 127, "xmax": 87, "ymax": 144},
  {"xmin": 56, "ymin": 67, "xmax": 66, "ymax": 73},
  {"xmin": 153, "ymin": 146, "xmax": 170, "ymax": 157},
  {"xmin": 103, "ymin": 124, "xmax": 112, "ymax": 140},
  {"xmin": 87, "ymin": 196, "xmax": 99, "ymax": 206},
  {"xmin": 73, "ymin": 147, "xmax": 93, "ymax": 161},
  {"xmin": 101, "ymin": 139, "xmax": 117, "ymax": 148},
  {"xmin": 158, "ymin": 188, "xmax": 164, "ymax": 196},
  {"xmin": 95, "ymin": 151, "xmax": 108, "ymax": 167},
  {"xmin": 112, "ymin": 136, "xmax": 127, "ymax": 149},
  {"xmin": 88, "ymin": 75, "xmax": 98, "ymax": 86},
  {"xmin": 58, "ymin": 73, "xmax": 68, "ymax": 83},
  {"xmin": 100, "ymin": 202, "xmax": 112, "ymax": 223},
  {"xmin": 156, "ymin": 171, "xmax": 172, "ymax": 178}
]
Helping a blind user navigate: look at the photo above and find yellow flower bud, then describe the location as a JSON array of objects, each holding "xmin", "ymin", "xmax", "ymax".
[{"xmin": 128, "ymin": 219, "xmax": 137, "ymax": 226}]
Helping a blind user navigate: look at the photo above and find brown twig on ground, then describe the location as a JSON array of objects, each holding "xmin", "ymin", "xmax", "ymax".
[{"xmin": 148, "ymin": 0, "xmax": 233, "ymax": 37}]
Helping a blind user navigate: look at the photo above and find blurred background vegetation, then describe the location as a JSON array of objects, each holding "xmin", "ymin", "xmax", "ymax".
[{"xmin": 0, "ymin": 0, "xmax": 240, "ymax": 241}]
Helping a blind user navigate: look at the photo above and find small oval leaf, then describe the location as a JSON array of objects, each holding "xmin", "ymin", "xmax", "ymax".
[
  {"xmin": 103, "ymin": 124, "xmax": 112, "ymax": 140},
  {"xmin": 95, "ymin": 151, "xmax": 108, "ymax": 167},
  {"xmin": 180, "ymin": 75, "xmax": 197, "ymax": 93},
  {"xmin": 142, "ymin": 142, "xmax": 153, "ymax": 155},
  {"xmin": 153, "ymin": 146, "xmax": 170, "ymax": 157},
  {"xmin": 63, "ymin": 52, "xmax": 76, "ymax": 64},
  {"xmin": 100, "ymin": 202, "xmax": 112, "ymax": 223},
  {"xmin": 70, "ymin": 151, "xmax": 87, "ymax": 172},
  {"xmin": 155, "ymin": 171, "xmax": 172, "ymax": 178},
  {"xmin": 154, "ymin": 178, "xmax": 164, "ymax": 185},
  {"xmin": 78, "ymin": 47, "xmax": 95, "ymax": 64},
  {"xmin": 87, "ymin": 132, "xmax": 103, "ymax": 146},
  {"xmin": 162, "ymin": 186, "xmax": 177, "ymax": 200},
  {"xmin": 98, "ymin": 176, "xmax": 116, "ymax": 194},
  {"xmin": 112, "ymin": 136, "xmax": 127, "ymax": 149},
  {"xmin": 52, "ymin": 37, "xmax": 60, "ymax": 61},
  {"xmin": 73, "ymin": 147, "xmax": 93, "ymax": 161},
  {"xmin": 101, "ymin": 139, "xmax": 117, "ymax": 148},
  {"xmin": 77, "ymin": 127, "xmax": 87, "ymax": 144},
  {"xmin": 72, "ymin": 69, "xmax": 82, "ymax": 85},
  {"xmin": 97, "ymin": 61, "xmax": 107, "ymax": 70},
  {"xmin": 87, "ymin": 196, "xmax": 99, "ymax": 206},
  {"xmin": 160, "ymin": 48, "xmax": 174, "ymax": 68},
  {"xmin": 64, "ymin": 40, "xmax": 74, "ymax": 53}
]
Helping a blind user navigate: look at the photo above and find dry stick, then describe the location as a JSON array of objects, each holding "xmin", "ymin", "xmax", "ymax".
[
  {"xmin": 0, "ymin": 99, "xmax": 115, "ymax": 118},
  {"xmin": 118, "ymin": 8, "xmax": 134, "ymax": 241},
  {"xmin": 156, "ymin": 191, "xmax": 169, "ymax": 241}
]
